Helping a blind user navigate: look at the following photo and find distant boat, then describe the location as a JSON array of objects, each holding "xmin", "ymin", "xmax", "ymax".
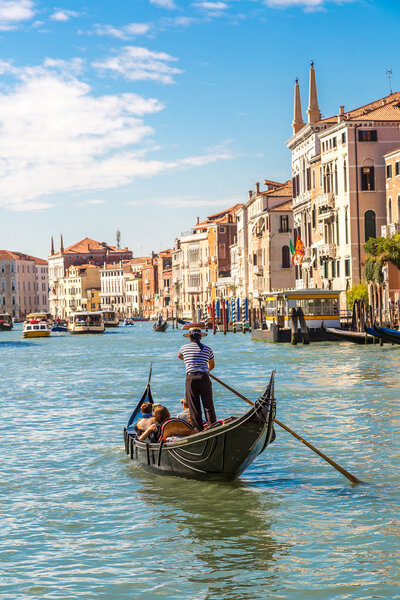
[
  {"xmin": 23, "ymin": 313, "xmax": 52, "ymax": 338},
  {"xmin": 153, "ymin": 320, "xmax": 168, "ymax": 332},
  {"xmin": 123, "ymin": 318, "xmax": 135, "ymax": 326},
  {"xmin": 101, "ymin": 310, "xmax": 119, "ymax": 328},
  {"xmin": 0, "ymin": 313, "xmax": 13, "ymax": 331},
  {"xmin": 68, "ymin": 311, "xmax": 105, "ymax": 334},
  {"xmin": 52, "ymin": 319, "xmax": 68, "ymax": 332}
]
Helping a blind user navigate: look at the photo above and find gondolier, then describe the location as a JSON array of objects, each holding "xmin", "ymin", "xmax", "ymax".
[{"xmin": 178, "ymin": 324, "xmax": 216, "ymax": 432}]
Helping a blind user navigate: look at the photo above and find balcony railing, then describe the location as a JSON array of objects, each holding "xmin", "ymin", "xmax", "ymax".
[
  {"xmin": 187, "ymin": 286, "xmax": 202, "ymax": 293},
  {"xmin": 319, "ymin": 243, "xmax": 336, "ymax": 258},
  {"xmin": 253, "ymin": 265, "xmax": 263, "ymax": 275},
  {"xmin": 316, "ymin": 192, "xmax": 335, "ymax": 209},
  {"xmin": 381, "ymin": 222, "xmax": 400, "ymax": 237}
]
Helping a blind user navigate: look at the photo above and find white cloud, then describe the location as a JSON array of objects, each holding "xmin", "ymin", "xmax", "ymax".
[
  {"xmin": 0, "ymin": 60, "xmax": 232, "ymax": 211},
  {"xmin": 0, "ymin": 0, "xmax": 35, "ymax": 29},
  {"xmin": 50, "ymin": 9, "xmax": 79, "ymax": 22},
  {"xmin": 193, "ymin": 1, "xmax": 229, "ymax": 14},
  {"xmin": 150, "ymin": 0, "xmax": 177, "ymax": 9},
  {"xmin": 93, "ymin": 46, "xmax": 183, "ymax": 84},
  {"xmin": 94, "ymin": 22, "xmax": 151, "ymax": 40}
]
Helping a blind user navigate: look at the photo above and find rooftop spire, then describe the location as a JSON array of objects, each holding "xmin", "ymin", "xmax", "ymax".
[
  {"xmin": 50, "ymin": 235, "xmax": 54, "ymax": 256},
  {"xmin": 60, "ymin": 234, "xmax": 64, "ymax": 254},
  {"xmin": 292, "ymin": 77, "xmax": 305, "ymax": 135},
  {"xmin": 307, "ymin": 60, "xmax": 321, "ymax": 124}
]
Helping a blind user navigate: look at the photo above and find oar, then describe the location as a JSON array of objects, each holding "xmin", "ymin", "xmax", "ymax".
[{"xmin": 209, "ymin": 373, "xmax": 362, "ymax": 486}]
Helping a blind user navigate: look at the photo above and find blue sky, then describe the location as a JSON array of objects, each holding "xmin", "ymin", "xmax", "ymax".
[{"xmin": 0, "ymin": 0, "xmax": 399, "ymax": 258}]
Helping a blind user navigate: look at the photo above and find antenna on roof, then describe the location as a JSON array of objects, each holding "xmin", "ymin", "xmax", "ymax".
[
  {"xmin": 386, "ymin": 68, "xmax": 393, "ymax": 95},
  {"xmin": 116, "ymin": 229, "xmax": 121, "ymax": 249}
]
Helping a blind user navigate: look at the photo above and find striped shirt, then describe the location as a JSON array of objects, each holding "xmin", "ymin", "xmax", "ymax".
[{"xmin": 178, "ymin": 342, "xmax": 214, "ymax": 374}]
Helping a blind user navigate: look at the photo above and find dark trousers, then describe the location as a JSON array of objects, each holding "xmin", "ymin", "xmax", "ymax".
[{"xmin": 185, "ymin": 372, "xmax": 216, "ymax": 432}]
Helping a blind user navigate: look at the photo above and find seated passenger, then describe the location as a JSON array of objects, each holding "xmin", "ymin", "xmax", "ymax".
[
  {"xmin": 139, "ymin": 406, "xmax": 170, "ymax": 443},
  {"xmin": 176, "ymin": 398, "xmax": 190, "ymax": 422},
  {"xmin": 136, "ymin": 402, "xmax": 154, "ymax": 432}
]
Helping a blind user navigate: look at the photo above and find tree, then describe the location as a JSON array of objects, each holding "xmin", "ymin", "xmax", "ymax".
[{"xmin": 346, "ymin": 283, "xmax": 369, "ymax": 309}]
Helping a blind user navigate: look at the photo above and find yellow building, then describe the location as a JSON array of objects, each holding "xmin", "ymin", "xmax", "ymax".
[
  {"xmin": 64, "ymin": 264, "xmax": 101, "ymax": 316},
  {"xmin": 86, "ymin": 287, "xmax": 101, "ymax": 311}
]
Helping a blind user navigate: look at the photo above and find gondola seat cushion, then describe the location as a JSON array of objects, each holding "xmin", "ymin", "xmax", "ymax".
[{"xmin": 160, "ymin": 418, "xmax": 195, "ymax": 441}]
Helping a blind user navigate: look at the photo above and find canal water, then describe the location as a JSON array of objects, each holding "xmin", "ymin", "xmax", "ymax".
[{"xmin": 1, "ymin": 323, "xmax": 399, "ymax": 599}]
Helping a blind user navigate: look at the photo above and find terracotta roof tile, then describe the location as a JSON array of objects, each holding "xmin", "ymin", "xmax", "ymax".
[
  {"xmin": 0, "ymin": 250, "xmax": 47, "ymax": 264},
  {"xmin": 270, "ymin": 200, "xmax": 293, "ymax": 211},
  {"xmin": 319, "ymin": 92, "xmax": 400, "ymax": 124}
]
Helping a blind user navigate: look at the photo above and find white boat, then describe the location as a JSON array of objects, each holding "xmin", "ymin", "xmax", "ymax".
[
  {"xmin": 123, "ymin": 318, "xmax": 135, "ymax": 326},
  {"xmin": 68, "ymin": 311, "xmax": 105, "ymax": 334},
  {"xmin": 23, "ymin": 313, "xmax": 52, "ymax": 338}
]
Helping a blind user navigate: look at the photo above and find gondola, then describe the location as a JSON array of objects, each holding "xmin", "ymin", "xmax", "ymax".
[
  {"xmin": 372, "ymin": 323, "xmax": 400, "ymax": 345},
  {"xmin": 321, "ymin": 321, "xmax": 375, "ymax": 344},
  {"xmin": 153, "ymin": 320, "xmax": 168, "ymax": 332},
  {"xmin": 123, "ymin": 368, "xmax": 276, "ymax": 482}
]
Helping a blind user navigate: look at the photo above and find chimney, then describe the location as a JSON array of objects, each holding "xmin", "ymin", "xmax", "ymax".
[
  {"xmin": 292, "ymin": 77, "xmax": 305, "ymax": 134},
  {"xmin": 248, "ymin": 190, "xmax": 253, "ymax": 200},
  {"xmin": 196, "ymin": 216, "xmax": 200, "ymax": 225},
  {"xmin": 307, "ymin": 61, "xmax": 321, "ymax": 124},
  {"xmin": 60, "ymin": 234, "xmax": 64, "ymax": 254},
  {"xmin": 255, "ymin": 182, "xmax": 260, "ymax": 194},
  {"xmin": 50, "ymin": 236, "xmax": 54, "ymax": 256},
  {"xmin": 337, "ymin": 105, "xmax": 345, "ymax": 123}
]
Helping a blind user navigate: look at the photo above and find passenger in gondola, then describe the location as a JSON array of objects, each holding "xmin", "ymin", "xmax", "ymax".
[
  {"xmin": 139, "ymin": 405, "xmax": 170, "ymax": 442},
  {"xmin": 136, "ymin": 402, "xmax": 154, "ymax": 433},
  {"xmin": 176, "ymin": 398, "xmax": 190, "ymax": 422},
  {"xmin": 158, "ymin": 314, "xmax": 162, "ymax": 325},
  {"xmin": 178, "ymin": 325, "xmax": 216, "ymax": 432}
]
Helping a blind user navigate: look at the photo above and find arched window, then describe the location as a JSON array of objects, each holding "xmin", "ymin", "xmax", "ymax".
[
  {"xmin": 388, "ymin": 197, "xmax": 392, "ymax": 224},
  {"xmin": 282, "ymin": 245, "xmax": 291, "ymax": 269},
  {"xmin": 364, "ymin": 210, "xmax": 376, "ymax": 241}
]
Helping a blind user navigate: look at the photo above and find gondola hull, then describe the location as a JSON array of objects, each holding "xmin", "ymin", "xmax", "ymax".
[
  {"xmin": 153, "ymin": 321, "xmax": 168, "ymax": 332},
  {"xmin": 321, "ymin": 323, "xmax": 375, "ymax": 344},
  {"xmin": 124, "ymin": 373, "xmax": 276, "ymax": 481},
  {"xmin": 372, "ymin": 323, "xmax": 400, "ymax": 345}
]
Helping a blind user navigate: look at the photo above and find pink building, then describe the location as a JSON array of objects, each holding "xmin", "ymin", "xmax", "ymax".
[{"xmin": 0, "ymin": 251, "xmax": 48, "ymax": 319}]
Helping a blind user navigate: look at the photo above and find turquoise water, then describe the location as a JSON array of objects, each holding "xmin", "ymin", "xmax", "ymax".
[{"xmin": 1, "ymin": 323, "xmax": 399, "ymax": 599}]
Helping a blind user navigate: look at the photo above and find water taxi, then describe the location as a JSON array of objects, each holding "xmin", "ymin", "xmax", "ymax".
[
  {"xmin": 68, "ymin": 311, "xmax": 105, "ymax": 334},
  {"xmin": 0, "ymin": 313, "xmax": 13, "ymax": 331},
  {"xmin": 101, "ymin": 310, "xmax": 119, "ymax": 328},
  {"xmin": 23, "ymin": 313, "xmax": 52, "ymax": 338},
  {"xmin": 252, "ymin": 289, "xmax": 341, "ymax": 342}
]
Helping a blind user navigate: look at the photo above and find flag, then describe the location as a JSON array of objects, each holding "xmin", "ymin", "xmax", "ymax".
[{"xmin": 289, "ymin": 236, "xmax": 295, "ymax": 258}]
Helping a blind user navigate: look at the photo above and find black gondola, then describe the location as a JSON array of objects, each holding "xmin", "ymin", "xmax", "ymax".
[
  {"xmin": 123, "ymin": 369, "xmax": 276, "ymax": 482},
  {"xmin": 372, "ymin": 323, "xmax": 400, "ymax": 345},
  {"xmin": 0, "ymin": 313, "xmax": 13, "ymax": 331},
  {"xmin": 153, "ymin": 320, "xmax": 168, "ymax": 332},
  {"xmin": 321, "ymin": 321, "xmax": 375, "ymax": 344}
]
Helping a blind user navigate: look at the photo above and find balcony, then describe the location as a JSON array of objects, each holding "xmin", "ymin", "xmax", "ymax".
[
  {"xmin": 381, "ymin": 222, "xmax": 400, "ymax": 237},
  {"xmin": 304, "ymin": 247, "xmax": 311, "ymax": 259},
  {"xmin": 318, "ymin": 208, "xmax": 336, "ymax": 221},
  {"xmin": 253, "ymin": 265, "xmax": 263, "ymax": 275},
  {"xmin": 316, "ymin": 193, "xmax": 335, "ymax": 210},
  {"xmin": 319, "ymin": 243, "xmax": 336, "ymax": 258},
  {"xmin": 187, "ymin": 286, "xmax": 202, "ymax": 293}
]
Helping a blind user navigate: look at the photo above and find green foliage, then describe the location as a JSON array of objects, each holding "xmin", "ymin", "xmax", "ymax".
[
  {"xmin": 346, "ymin": 283, "xmax": 369, "ymax": 310},
  {"xmin": 373, "ymin": 260, "xmax": 384, "ymax": 283},
  {"xmin": 364, "ymin": 258, "xmax": 375, "ymax": 282},
  {"xmin": 364, "ymin": 234, "xmax": 400, "ymax": 269}
]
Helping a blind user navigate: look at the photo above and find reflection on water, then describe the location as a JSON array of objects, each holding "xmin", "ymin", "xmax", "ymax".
[{"xmin": 1, "ymin": 324, "xmax": 400, "ymax": 599}]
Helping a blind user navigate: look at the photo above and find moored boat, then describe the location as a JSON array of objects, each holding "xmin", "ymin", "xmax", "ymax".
[
  {"xmin": 123, "ymin": 370, "xmax": 276, "ymax": 481},
  {"xmin": 0, "ymin": 313, "xmax": 13, "ymax": 331},
  {"xmin": 321, "ymin": 321, "xmax": 375, "ymax": 344},
  {"xmin": 123, "ymin": 318, "xmax": 135, "ymax": 326},
  {"xmin": 68, "ymin": 311, "xmax": 105, "ymax": 334},
  {"xmin": 372, "ymin": 323, "xmax": 400, "ymax": 345},
  {"xmin": 52, "ymin": 319, "xmax": 68, "ymax": 332},
  {"xmin": 23, "ymin": 313, "xmax": 52, "ymax": 338}
]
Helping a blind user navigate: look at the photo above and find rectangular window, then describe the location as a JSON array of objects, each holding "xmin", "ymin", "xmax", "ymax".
[
  {"xmin": 341, "ymin": 132, "xmax": 346, "ymax": 144},
  {"xmin": 324, "ymin": 261, "xmax": 328, "ymax": 279},
  {"xmin": 396, "ymin": 161, "xmax": 400, "ymax": 176},
  {"xmin": 280, "ymin": 215, "xmax": 289, "ymax": 233},
  {"xmin": 337, "ymin": 260, "xmax": 340, "ymax": 277},
  {"xmin": 345, "ymin": 258, "xmax": 350, "ymax": 277},
  {"xmin": 331, "ymin": 261, "xmax": 336, "ymax": 278},
  {"xmin": 333, "ymin": 137, "xmax": 337, "ymax": 148},
  {"xmin": 361, "ymin": 166, "xmax": 375, "ymax": 191},
  {"xmin": 358, "ymin": 130, "xmax": 377, "ymax": 142},
  {"xmin": 312, "ymin": 206, "xmax": 316, "ymax": 229},
  {"xmin": 306, "ymin": 167, "xmax": 311, "ymax": 191},
  {"xmin": 387, "ymin": 164, "xmax": 392, "ymax": 179}
]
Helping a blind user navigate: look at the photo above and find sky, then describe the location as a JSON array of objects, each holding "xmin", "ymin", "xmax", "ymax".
[{"xmin": 0, "ymin": 0, "xmax": 399, "ymax": 258}]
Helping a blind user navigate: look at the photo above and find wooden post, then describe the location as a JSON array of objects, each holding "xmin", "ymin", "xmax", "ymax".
[
  {"xmin": 291, "ymin": 308, "xmax": 298, "ymax": 345},
  {"xmin": 223, "ymin": 299, "xmax": 227, "ymax": 335},
  {"xmin": 212, "ymin": 300, "xmax": 216, "ymax": 335}
]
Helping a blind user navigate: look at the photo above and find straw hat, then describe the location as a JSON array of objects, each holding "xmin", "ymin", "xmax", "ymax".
[{"xmin": 183, "ymin": 324, "xmax": 207, "ymax": 337}]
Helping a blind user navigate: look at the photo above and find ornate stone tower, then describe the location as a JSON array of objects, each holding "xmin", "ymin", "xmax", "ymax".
[
  {"xmin": 292, "ymin": 78, "xmax": 305, "ymax": 135},
  {"xmin": 306, "ymin": 61, "xmax": 321, "ymax": 124}
]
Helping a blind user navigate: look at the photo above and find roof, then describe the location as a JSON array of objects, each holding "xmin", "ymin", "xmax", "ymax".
[
  {"xmin": 320, "ymin": 91, "xmax": 400, "ymax": 124},
  {"xmin": 194, "ymin": 204, "xmax": 244, "ymax": 230},
  {"xmin": 53, "ymin": 237, "xmax": 131, "ymax": 256},
  {"xmin": 268, "ymin": 180, "xmax": 292, "ymax": 198},
  {"xmin": 0, "ymin": 250, "xmax": 47, "ymax": 264},
  {"xmin": 384, "ymin": 145, "xmax": 400, "ymax": 158},
  {"xmin": 270, "ymin": 200, "xmax": 293, "ymax": 211}
]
